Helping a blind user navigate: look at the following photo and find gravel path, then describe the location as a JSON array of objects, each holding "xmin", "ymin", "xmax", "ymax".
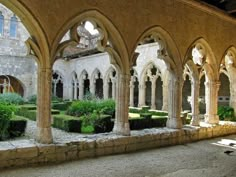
[{"xmin": 1, "ymin": 135, "xmax": 236, "ymax": 177}]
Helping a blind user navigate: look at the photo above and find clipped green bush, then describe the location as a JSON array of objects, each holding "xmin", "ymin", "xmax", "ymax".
[
  {"xmin": 0, "ymin": 93, "xmax": 24, "ymax": 105},
  {"xmin": 27, "ymin": 94, "xmax": 37, "ymax": 104},
  {"xmin": 51, "ymin": 102, "xmax": 70, "ymax": 111},
  {"xmin": 53, "ymin": 114, "xmax": 82, "ymax": 132},
  {"xmin": 8, "ymin": 116, "xmax": 27, "ymax": 137},
  {"xmin": 148, "ymin": 110, "xmax": 168, "ymax": 116},
  {"xmin": 129, "ymin": 107, "xmax": 142, "ymax": 113},
  {"xmin": 98, "ymin": 99, "xmax": 115, "ymax": 117},
  {"xmin": 218, "ymin": 106, "xmax": 235, "ymax": 121},
  {"xmin": 0, "ymin": 103, "xmax": 16, "ymax": 140}
]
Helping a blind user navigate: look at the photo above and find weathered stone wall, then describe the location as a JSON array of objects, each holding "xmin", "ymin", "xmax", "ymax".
[{"xmin": 1, "ymin": 122, "xmax": 236, "ymax": 169}]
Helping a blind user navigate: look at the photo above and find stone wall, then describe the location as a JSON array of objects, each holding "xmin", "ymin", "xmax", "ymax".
[{"xmin": 1, "ymin": 122, "xmax": 236, "ymax": 169}]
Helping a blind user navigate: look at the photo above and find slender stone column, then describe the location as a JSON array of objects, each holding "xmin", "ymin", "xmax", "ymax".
[
  {"xmin": 190, "ymin": 80, "xmax": 200, "ymax": 126},
  {"xmin": 204, "ymin": 81, "xmax": 220, "ymax": 124},
  {"xmin": 166, "ymin": 73, "xmax": 183, "ymax": 129},
  {"xmin": 79, "ymin": 80, "xmax": 84, "ymax": 100},
  {"xmin": 138, "ymin": 83, "xmax": 146, "ymax": 107},
  {"xmin": 162, "ymin": 79, "xmax": 168, "ymax": 111},
  {"xmin": 111, "ymin": 79, "xmax": 116, "ymax": 99},
  {"xmin": 90, "ymin": 80, "xmax": 96, "ymax": 95},
  {"xmin": 73, "ymin": 81, "xmax": 78, "ymax": 100},
  {"xmin": 103, "ymin": 82, "xmax": 109, "ymax": 99},
  {"xmin": 36, "ymin": 67, "xmax": 53, "ymax": 144},
  {"xmin": 151, "ymin": 78, "xmax": 157, "ymax": 110},
  {"xmin": 129, "ymin": 78, "xmax": 134, "ymax": 107},
  {"xmin": 113, "ymin": 73, "xmax": 130, "ymax": 135},
  {"xmin": 53, "ymin": 81, "xmax": 57, "ymax": 96},
  {"xmin": 226, "ymin": 65, "xmax": 236, "ymax": 116}
]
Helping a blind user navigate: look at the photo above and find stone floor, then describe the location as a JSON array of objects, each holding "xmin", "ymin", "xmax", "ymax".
[{"xmin": 1, "ymin": 134, "xmax": 236, "ymax": 177}]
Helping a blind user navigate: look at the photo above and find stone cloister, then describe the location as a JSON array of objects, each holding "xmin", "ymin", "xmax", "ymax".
[{"xmin": 0, "ymin": 1, "xmax": 236, "ymax": 145}]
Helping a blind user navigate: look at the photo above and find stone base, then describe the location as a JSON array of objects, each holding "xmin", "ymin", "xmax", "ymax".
[
  {"xmin": 190, "ymin": 114, "xmax": 200, "ymax": 126},
  {"xmin": 113, "ymin": 121, "xmax": 130, "ymax": 136},
  {"xmin": 166, "ymin": 117, "xmax": 183, "ymax": 129},
  {"xmin": 1, "ymin": 122, "xmax": 236, "ymax": 169},
  {"xmin": 36, "ymin": 127, "xmax": 53, "ymax": 144},
  {"xmin": 204, "ymin": 114, "xmax": 219, "ymax": 124}
]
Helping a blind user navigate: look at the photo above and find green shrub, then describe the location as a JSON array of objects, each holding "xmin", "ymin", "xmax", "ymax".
[
  {"xmin": 8, "ymin": 116, "xmax": 27, "ymax": 137},
  {"xmin": 0, "ymin": 103, "xmax": 15, "ymax": 140},
  {"xmin": 148, "ymin": 110, "xmax": 168, "ymax": 116},
  {"xmin": 0, "ymin": 93, "xmax": 24, "ymax": 105},
  {"xmin": 27, "ymin": 95, "xmax": 37, "ymax": 104},
  {"xmin": 51, "ymin": 102, "xmax": 70, "ymax": 111},
  {"xmin": 218, "ymin": 106, "xmax": 235, "ymax": 121},
  {"xmin": 152, "ymin": 116, "xmax": 168, "ymax": 127},
  {"xmin": 53, "ymin": 114, "xmax": 82, "ymax": 132},
  {"xmin": 140, "ymin": 113, "xmax": 152, "ymax": 119},
  {"xmin": 98, "ymin": 99, "xmax": 115, "ymax": 117},
  {"xmin": 129, "ymin": 107, "xmax": 142, "ymax": 113}
]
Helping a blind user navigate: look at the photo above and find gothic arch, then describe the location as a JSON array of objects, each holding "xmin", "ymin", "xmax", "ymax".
[
  {"xmin": 132, "ymin": 26, "xmax": 182, "ymax": 76},
  {"xmin": 140, "ymin": 61, "xmax": 162, "ymax": 84},
  {"xmin": 52, "ymin": 10, "xmax": 130, "ymax": 74},
  {"xmin": 104, "ymin": 66, "xmax": 117, "ymax": 83},
  {"xmin": 183, "ymin": 37, "xmax": 218, "ymax": 81},
  {"xmin": 90, "ymin": 68, "xmax": 103, "ymax": 82}
]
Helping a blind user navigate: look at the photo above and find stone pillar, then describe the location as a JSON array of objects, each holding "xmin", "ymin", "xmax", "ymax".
[
  {"xmin": 53, "ymin": 81, "xmax": 57, "ymax": 97},
  {"xmin": 226, "ymin": 65, "xmax": 236, "ymax": 116},
  {"xmin": 204, "ymin": 81, "xmax": 220, "ymax": 124},
  {"xmin": 73, "ymin": 81, "xmax": 78, "ymax": 100},
  {"xmin": 138, "ymin": 83, "xmax": 146, "ymax": 107},
  {"xmin": 103, "ymin": 82, "xmax": 109, "ymax": 99},
  {"xmin": 90, "ymin": 80, "xmax": 96, "ymax": 95},
  {"xmin": 151, "ymin": 79, "xmax": 156, "ymax": 110},
  {"xmin": 79, "ymin": 80, "xmax": 84, "ymax": 100},
  {"xmin": 190, "ymin": 80, "xmax": 200, "ymax": 126},
  {"xmin": 36, "ymin": 67, "xmax": 53, "ymax": 144},
  {"xmin": 129, "ymin": 79, "xmax": 134, "ymax": 107},
  {"xmin": 113, "ymin": 73, "xmax": 130, "ymax": 135},
  {"xmin": 162, "ymin": 79, "xmax": 168, "ymax": 111},
  {"xmin": 166, "ymin": 73, "xmax": 183, "ymax": 129},
  {"xmin": 111, "ymin": 79, "xmax": 116, "ymax": 99}
]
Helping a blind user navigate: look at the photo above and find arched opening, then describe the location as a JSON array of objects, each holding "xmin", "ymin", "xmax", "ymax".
[
  {"xmin": 218, "ymin": 73, "xmax": 230, "ymax": 106},
  {"xmin": 95, "ymin": 72, "xmax": 103, "ymax": 99},
  {"xmin": 0, "ymin": 75, "xmax": 24, "ymax": 96},
  {"xmin": 52, "ymin": 71, "xmax": 64, "ymax": 99},
  {"xmin": 182, "ymin": 75, "xmax": 191, "ymax": 111}
]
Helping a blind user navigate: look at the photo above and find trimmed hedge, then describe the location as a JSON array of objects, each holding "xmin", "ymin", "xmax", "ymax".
[
  {"xmin": 148, "ymin": 110, "xmax": 168, "ymax": 116},
  {"xmin": 51, "ymin": 101, "xmax": 72, "ymax": 111},
  {"xmin": 53, "ymin": 114, "xmax": 82, "ymax": 132},
  {"xmin": 8, "ymin": 116, "xmax": 27, "ymax": 137}
]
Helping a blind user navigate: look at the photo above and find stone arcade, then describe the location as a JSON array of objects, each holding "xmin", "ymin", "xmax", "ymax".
[{"xmin": 0, "ymin": 0, "xmax": 236, "ymax": 169}]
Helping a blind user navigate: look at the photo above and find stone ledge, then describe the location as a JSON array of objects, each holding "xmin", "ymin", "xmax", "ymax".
[{"xmin": 1, "ymin": 122, "xmax": 236, "ymax": 169}]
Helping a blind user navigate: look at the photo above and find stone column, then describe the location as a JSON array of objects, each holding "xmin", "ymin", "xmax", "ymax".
[
  {"xmin": 79, "ymin": 80, "xmax": 84, "ymax": 100},
  {"xmin": 138, "ymin": 83, "xmax": 146, "ymax": 107},
  {"xmin": 204, "ymin": 81, "xmax": 220, "ymax": 124},
  {"xmin": 226, "ymin": 65, "xmax": 236, "ymax": 116},
  {"xmin": 73, "ymin": 81, "xmax": 78, "ymax": 100},
  {"xmin": 111, "ymin": 79, "xmax": 116, "ymax": 99},
  {"xmin": 166, "ymin": 73, "xmax": 183, "ymax": 129},
  {"xmin": 190, "ymin": 80, "xmax": 200, "ymax": 126},
  {"xmin": 151, "ymin": 78, "xmax": 157, "ymax": 110},
  {"xmin": 162, "ymin": 79, "xmax": 168, "ymax": 111},
  {"xmin": 103, "ymin": 82, "xmax": 109, "ymax": 99},
  {"xmin": 113, "ymin": 73, "xmax": 130, "ymax": 135},
  {"xmin": 36, "ymin": 67, "xmax": 53, "ymax": 144},
  {"xmin": 90, "ymin": 80, "xmax": 96, "ymax": 95},
  {"xmin": 129, "ymin": 78, "xmax": 134, "ymax": 107},
  {"xmin": 53, "ymin": 81, "xmax": 57, "ymax": 96}
]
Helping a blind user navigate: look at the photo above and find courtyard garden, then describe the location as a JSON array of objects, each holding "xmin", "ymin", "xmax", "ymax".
[{"xmin": 1, "ymin": 92, "xmax": 236, "ymax": 141}]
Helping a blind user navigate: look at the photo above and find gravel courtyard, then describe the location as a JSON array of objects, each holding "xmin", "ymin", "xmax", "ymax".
[{"xmin": 1, "ymin": 134, "xmax": 236, "ymax": 177}]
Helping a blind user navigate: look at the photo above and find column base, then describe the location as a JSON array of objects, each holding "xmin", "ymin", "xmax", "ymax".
[
  {"xmin": 190, "ymin": 114, "xmax": 200, "ymax": 126},
  {"xmin": 113, "ymin": 121, "xmax": 130, "ymax": 136},
  {"xmin": 204, "ymin": 114, "xmax": 219, "ymax": 124},
  {"xmin": 151, "ymin": 105, "xmax": 156, "ymax": 110},
  {"xmin": 36, "ymin": 127, "xmax": 53, "ymax": 144},
  {"xmin": 166, "ymin": 117, "xmax": 182, "ymax": 129}
]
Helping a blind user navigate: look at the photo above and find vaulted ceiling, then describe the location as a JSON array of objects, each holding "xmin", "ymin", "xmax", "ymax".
[{"xmin": 200, "ymin": 0, "xmax": 236, "ymax": 17}]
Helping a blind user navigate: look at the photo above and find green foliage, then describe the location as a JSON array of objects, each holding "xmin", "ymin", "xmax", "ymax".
[
  {"xmin": 27, "ymin": 94, "xmax": 63, "ymax": 104},
  {"xmin": 8, "ymin": 116, "xmax": 27, "ymax": 137},
  {"xmin": 27, "ymin": 94, "xmax": 37, "ymax": 104},
  {"xmin": 0, "ymin": 93, "xmax": 24, "ymax": 105},
  {"xmin": 52, "ymin": 102, "xmax": 72, "ymax": 111},
  {"xmin": 129, "ymin": 107, "xmax": 143, "ymax": 113},
  {"xmin": 83, "ymin": 90, "xmax": 97, "ymax": 100},
  {"xmin": 0, "ymin": 103, "xmax": 15, "ymax": 140},
  {"xmin": 218, "ymin": 106, "xmax": 235, "ymax": 121},
  {"xmin": 53, "ymin": 114, "xmax": 82, "ymax": 132},
  {"xmin": 140, "ymin": 113, "xmax": 152, "ymax": 119},
  {"xmin": 66, "ymin": 99, "xmax": 115, "ymax": 117}
]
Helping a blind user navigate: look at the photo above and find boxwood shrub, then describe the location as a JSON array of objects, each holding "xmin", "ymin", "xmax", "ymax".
[
  {"xmin": 53, "ymin": 114, "xmax": 82, "ymax": 132},
  {"xmin": 8, "ymin": 116, "xmax": 27, "ymax": 138},
  {"xmin": 218, "ymin": 106, "xmax": 235, "ymax": 121},
  {"xmin": 0, "ymin": 93, "xmax": 24, "ymax": 105}
]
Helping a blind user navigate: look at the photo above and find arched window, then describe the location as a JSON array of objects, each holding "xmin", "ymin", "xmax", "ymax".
[
  {"xmin": 10, "ymin": 15, "xmax": 17, "ymax": 38},
  {"xmin": 0, "ymin": 12, "xmax": 4, "ymax": 36}
]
